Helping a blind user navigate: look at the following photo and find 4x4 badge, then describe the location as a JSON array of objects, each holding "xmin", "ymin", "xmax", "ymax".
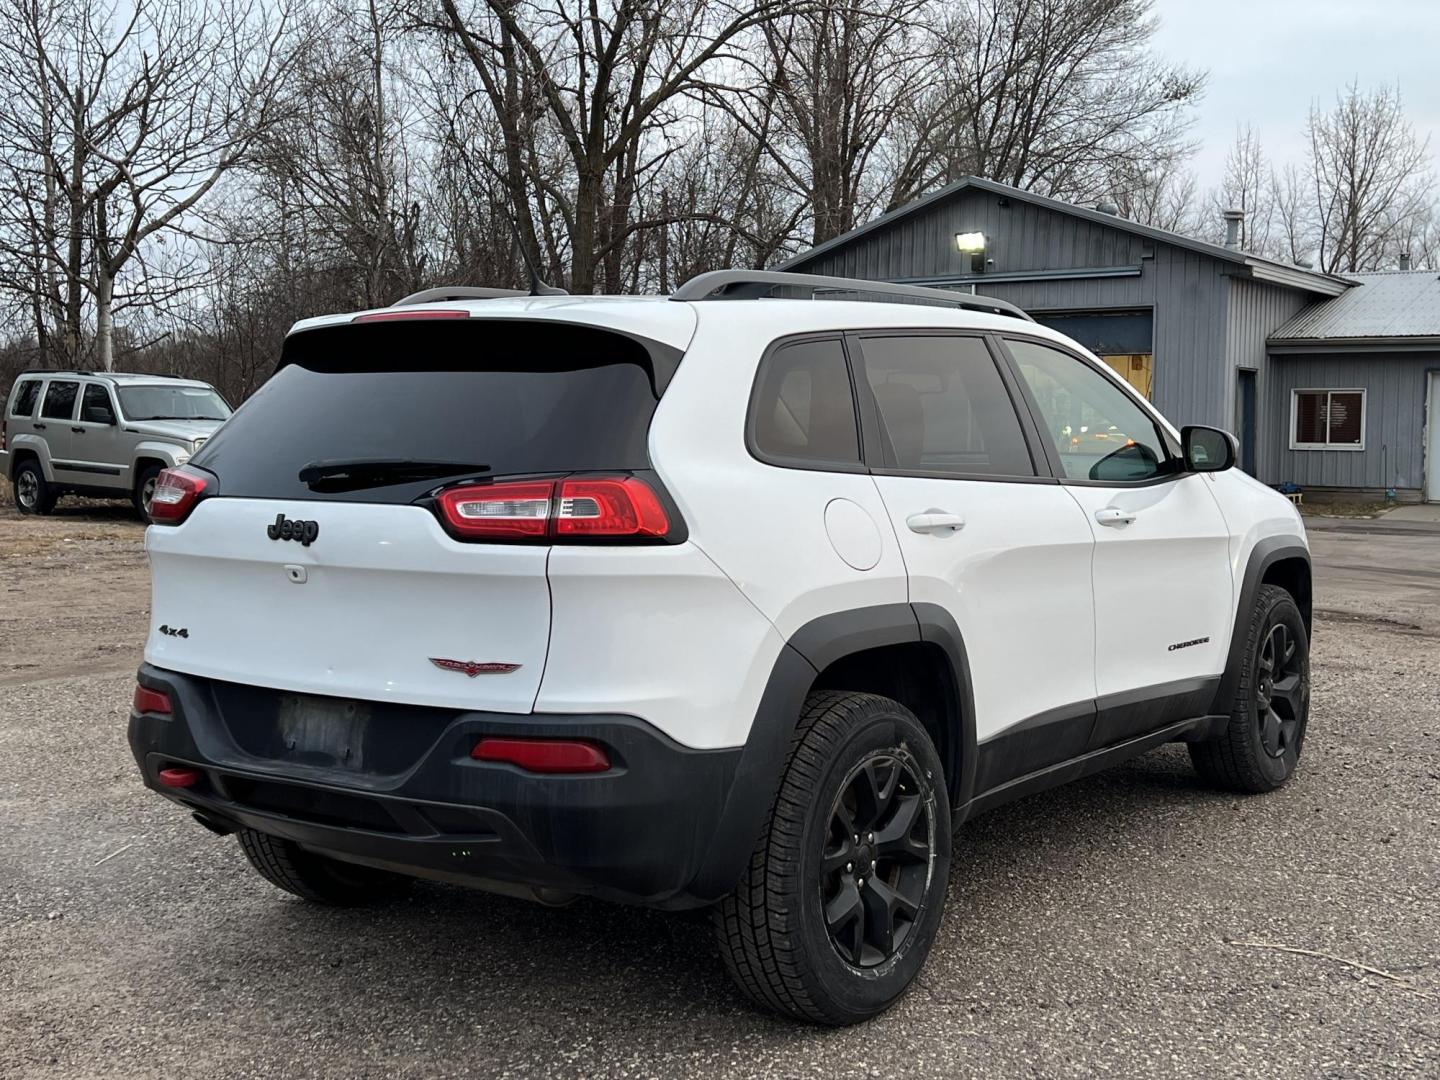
[{"xmin": 430, "ymin": 658, "xmax": 522, "ymax": 677}]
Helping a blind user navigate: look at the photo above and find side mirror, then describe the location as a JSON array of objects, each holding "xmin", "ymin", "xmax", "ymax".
[{"xmin": 1182, "ymin": 425, "xmax": 1238, "ymax": 473}]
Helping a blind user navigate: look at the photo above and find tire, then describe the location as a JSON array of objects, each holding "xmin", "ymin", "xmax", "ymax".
[
  {"xmin": 714, "ymin": 691, "xmax": 952, "ymax": 1025},
  {"xmin": 133, "ymin": 463, "xmax": 163, "ymax": 522},
  {"xmin": 237, "ymin": 829, "xmax": 414, "ymax": 906},
  {"xmin": 1190, "ymin": 584, "xmax": 1310, "ymax": 793},
  {"xmin": 12, "ymin": 459, "xmax": 55, "ymax": 515}
]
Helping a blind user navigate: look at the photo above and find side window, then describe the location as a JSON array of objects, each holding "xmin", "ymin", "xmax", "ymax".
[
  {"xmin": 751, "ymin": 338, "xmax": 861, "ymax": 467},
  {"xmin": 81, "ymin": 384, "xmax": 117, "ymax": 424},
  {"xmin": 1006, "ymin": 339, "xmax": 1171, "ymax": 483},
  {"xmin": 859, "ymin": 335, "xmax": 1035, "ymax": 477},
  {"xmin": 10, "ymin": 380, "xmax": 41, "ymax": 417},
  {"xmin": 40, "ymin": 380, "xmax": 79, "ymax": 421}
]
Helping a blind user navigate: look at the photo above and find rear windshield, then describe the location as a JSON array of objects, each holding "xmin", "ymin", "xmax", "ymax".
[{"xmin": 189, "ymin": 320, "xmax": 664, "ymax": 503}]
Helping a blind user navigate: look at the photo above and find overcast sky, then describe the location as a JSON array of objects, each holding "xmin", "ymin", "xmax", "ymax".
[{"xmin": 1149, "ymin": 0, "xmax": 1440, "ymax": 198}]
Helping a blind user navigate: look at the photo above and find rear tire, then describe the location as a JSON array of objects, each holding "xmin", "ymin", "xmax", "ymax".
[
  {"xmin": 238, "ymin": 829, "xmax": 414, "ymax": 906},
  {"xmin": 133, "ymin": 463, "xmax": 163, "ymax": 522},
  {"xmin": 714, "ymin": 691, "xmax": 951, "ymax": 1025},
  {"xmin": 1190, "ymin": 584, "xmax": 1310, "ymax": 793},
  {"xmin": 13, "ymin": 459, "xmax": 55, "ymax": 515}
]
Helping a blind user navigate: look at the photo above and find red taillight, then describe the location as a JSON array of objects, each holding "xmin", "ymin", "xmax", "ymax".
[
  {"xmin": 554, "ymin": 476, "xmax": 669, "ymax": 537},
  {"xmin": 157, "ymin": 767, "xmax": 200, "ymax": 788},
  {"xmin": 148, "ymin": 466, "xmax": 209, "ymax": 524},
  {"xmin": 133, "ymin": 684, "xmax": 173, "ymax": 715},
  {"xmin": 436, "ymin": 475, "xmax": 670, "ymax": 542},
  {"xmin": 471, "ymin": 737, "xmax": 611, "ymax": 774},
  {"xmin": 352, "ymin": 309, "xmax": 470, "ymax": 323}
]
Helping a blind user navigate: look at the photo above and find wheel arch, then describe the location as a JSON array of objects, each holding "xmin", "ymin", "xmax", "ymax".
[
  {"xmin": 1209, "ymin": 537, "xmax": 1311, "ymax": 716},
  {"xmin": 687, "ymin": 603, "xmax": 977, "ymax": 903}
]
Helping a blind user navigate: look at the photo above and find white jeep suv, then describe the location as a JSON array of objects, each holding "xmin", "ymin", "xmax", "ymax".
[{"xmin": 128, "ymin": 271, "xmax": 1311, "ymax": 1025}]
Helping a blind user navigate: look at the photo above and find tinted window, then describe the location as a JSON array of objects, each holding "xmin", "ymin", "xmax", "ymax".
[
  {"xmin": 9, "ymin": 380, "xmax": 41, "ymax": 417},
  {"xmin": 1293, "ymin": 389, "xmax": 1363, "ymax": 447},
  {"xmin": 41, "ymin": 380, "xmax": 79, "ymax": 420},
  {"xmin": 191, "ymin": 320, "xmax": 665, "ymax": 504},
  {"xmin": 117, "ymin": 384, "xmax": 230, "ymax": 421},
  {"xmin": 1007, "ymin": 339, "xmax": 1170, "ymax": 482},
  {"xmin": 860, "ymin": 335, "xmax": 1034, "ymax": 477},
  {"xmin": 751, "ymin": 338, "xmax": 861, "ymax": 467},
  {"xmin": 81, "ymin": 385, "xmax": 116, "ymax": 423}
]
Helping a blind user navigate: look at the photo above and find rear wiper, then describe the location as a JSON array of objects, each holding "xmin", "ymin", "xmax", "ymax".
[{"xmin": 299, "ymin": 459, "xmax": 491, "ymax": 492}]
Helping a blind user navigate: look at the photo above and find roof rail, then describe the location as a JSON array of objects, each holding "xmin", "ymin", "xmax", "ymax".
[
  {"xmin": 670, "ymin": 270, "xmax": 1034, "ymax": 322},
  {"xmin": 392, "ymin": 286, "xmax": 527, "ymax": 306}
]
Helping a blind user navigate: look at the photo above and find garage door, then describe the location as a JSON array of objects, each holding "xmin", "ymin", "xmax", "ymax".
[{"xmin": 1034, "ymin": 311, "xmax": 1154, "ymax": 398}]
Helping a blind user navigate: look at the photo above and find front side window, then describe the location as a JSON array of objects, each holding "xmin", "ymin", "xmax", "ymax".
[
  {"xmin": 117, "ymin": 384, "xmax": 231, "ymax": 422},
  {"xmin": 750, "ymin": 338, "xmax": 861, "ymax": 467},
  {"xmin": 81, "ymin": 384, "xmax": 117, "ymax": 424},
  {"xmin": 1007, "ymin": 338, "xmax": 1171, "ymax": 483},
  {"xmin": 9, "ymin": 380, "xmax": 41, "ymax": 417},
  {"xmin": 859, "ymin": 335, "xmax": 1034, "ymax": 477},
  {"xmin": 40, "ymin": 380, "xmax": 79, "ymax": 420},
  {"xmin": 1291, "ymin": 389, "xmax": 1364, "ymax": 449}
]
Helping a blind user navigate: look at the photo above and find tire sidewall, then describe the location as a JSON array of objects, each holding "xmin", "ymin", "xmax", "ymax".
[
  {"xmin": 1242, "ymin": 591, "xmax": 1310, "ymax": 786},
  {"xmin": 134, "ymin": 464, "xmax": 163, "ymax": 522},
  {"xmin": 794, "ymin": 707, "xmax": 952, "ymax": 1022}
]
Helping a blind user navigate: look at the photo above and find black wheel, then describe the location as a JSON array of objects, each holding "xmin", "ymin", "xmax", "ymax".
[
  {"xmin": 12, "ymin": 459, "xmax": 55, "ymax": 515},
  {"xmin": 1190, "ymin": 584, "xmax": 1310, "ymax": 793},
  {"xmin": 714, "ymin": 691, "xmax": 951, "ymax": 1025},
  {"xmin": 238, "ymin": 829, "xmax": 414, "ymax": 906},
  {"xmin": 133, "ymin": 463, "xmax": 163, "ymax": 522}
]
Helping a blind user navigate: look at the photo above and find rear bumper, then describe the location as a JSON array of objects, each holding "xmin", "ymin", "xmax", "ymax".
[{"xmin": 128, "ymin": 664, "xmax": 749, "ymax": 908}]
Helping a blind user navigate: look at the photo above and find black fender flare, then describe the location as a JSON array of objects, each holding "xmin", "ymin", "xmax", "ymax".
[
  {"xmin": 1207, "ymin": 536, "xmax": 1311, "ymax": 716},
  {"xmin": 687, "ymin": 602, "xmax": 977, "ymax": 902}
]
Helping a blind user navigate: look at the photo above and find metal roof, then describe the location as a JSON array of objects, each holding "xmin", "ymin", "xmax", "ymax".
[
  {"xmin": 776, "ymin": 175, "xmax": 1353, "ymax": 297},
  {"xmin": 1269, "ymin": 271, "xmax": 1440, "ymax": 345}
]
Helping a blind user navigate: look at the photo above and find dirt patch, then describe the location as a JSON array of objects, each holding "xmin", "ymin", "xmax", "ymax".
[{"xmin": 0, "ymin": 505, "xmax": 149, "ymax": 684}]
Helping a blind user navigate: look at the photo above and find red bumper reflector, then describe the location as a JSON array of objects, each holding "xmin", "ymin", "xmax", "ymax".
[
  {"xmin": 471, "ymin": 737, "xmax": 611, "ymax": 774},
  {"xmin": 133, "ymin": 685, "xmax": 173, "ymax": 715},
  {"xmin": 158, "ymin": 767, "xmax": 201, "ymax": 789}
]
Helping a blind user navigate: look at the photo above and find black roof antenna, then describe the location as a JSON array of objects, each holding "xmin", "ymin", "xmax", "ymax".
[{"xmin": 503, "ymin": 214, "xmax": 567, "ymax": 296}]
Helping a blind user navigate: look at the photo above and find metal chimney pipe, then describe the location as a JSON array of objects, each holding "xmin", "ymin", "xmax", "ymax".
[
  {"xmin": 1399, "ymin": 252, "xmax": 1412, "ymax": 271},
  {"xmin": 1223, "ymin": 209, "xmax": 1245, "ymax": 250}
]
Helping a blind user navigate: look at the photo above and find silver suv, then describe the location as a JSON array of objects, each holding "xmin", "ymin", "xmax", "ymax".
[{"xmin": 1, "ymin": 371, "xmax": 232, "ymax": 519}]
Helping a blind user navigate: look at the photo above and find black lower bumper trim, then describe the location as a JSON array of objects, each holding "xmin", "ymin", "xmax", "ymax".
[{"xmin": 130, "ymin": 664, "xmax": 744, "ymax": 908}]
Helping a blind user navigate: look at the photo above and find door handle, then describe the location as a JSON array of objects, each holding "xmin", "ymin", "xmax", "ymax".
[
  {"xmin": 71, "ymin": 426, "xmax": 85, "ymax": 434},
  {"xmin": 1094, "ymin": 506, "xmax": 1137, "ymax": 528},
  {"xmin": 906, "ymin": 511, "xmax": 966, "ymax": 535},
  {"xmin": 33, "ymin": 423, "xmax": 45, "ymax": 430}
]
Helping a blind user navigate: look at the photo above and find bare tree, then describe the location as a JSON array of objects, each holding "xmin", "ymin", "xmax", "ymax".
[
  {"xmin": 1306, "ymin": 82, "xmax": 1434, "ymax": 273},
  {"xmin": 1207, "ymin": 125, "xmax": 1276, "ymax": 252},
  {"xmin": 931, "ymin": 0, "xmax": 1204, "ymax": 204},
  {"xmin": 0, "ymin": 0, "xmax": 296, "ymax": 369},
  {"xmin": 1106, "ymin": 151, "xmax": 1198, "ymax": 231}
]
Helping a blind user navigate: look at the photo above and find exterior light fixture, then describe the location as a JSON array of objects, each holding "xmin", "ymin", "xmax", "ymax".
[{"xmin": 955, "ymin": 231, "xmax": 987, "ymax": 273}]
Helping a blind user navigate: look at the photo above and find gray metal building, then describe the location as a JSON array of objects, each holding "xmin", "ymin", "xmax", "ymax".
[{"xmin": 778, "ymin": 176, "xmax": 1440, "ymax": 501}]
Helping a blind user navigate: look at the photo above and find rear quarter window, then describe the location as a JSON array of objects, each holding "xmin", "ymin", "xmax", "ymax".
[{"xmin": 9, "ymin": 380, "xmax": 41, "ymax": 417}]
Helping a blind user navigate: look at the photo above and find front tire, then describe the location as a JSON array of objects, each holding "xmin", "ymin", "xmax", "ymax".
[
  {"xmin": 714, "ymin": 691, "xmax": 951, "ymax": 1025},
  {"xmin": 133, "ymin": 463, "xmax": 163, "ymax": 522},
  {"xmin": 12, "ymin": 459, "xmax": 55, "ymax": 515},
  {"xmin": 1190, "ymin": 584, "xmax": 1310, "ymax": 793},
  {"xmin": 238, "ymin": 829, "xmax": 414, "ymax": 906}
]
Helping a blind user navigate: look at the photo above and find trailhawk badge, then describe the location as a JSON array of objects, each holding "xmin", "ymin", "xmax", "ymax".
[{"xmin": 430, "ymin": 658, "xmax": 523, "ymax": 677}]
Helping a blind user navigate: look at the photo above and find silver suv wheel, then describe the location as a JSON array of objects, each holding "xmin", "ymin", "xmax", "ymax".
[
  {"xmin": 140, "ymin": 476, "xmax": 157, "ymax": 515},
  {"xmin": 16, "ymin": 468, "xmax": 39, "ymax": 509}
]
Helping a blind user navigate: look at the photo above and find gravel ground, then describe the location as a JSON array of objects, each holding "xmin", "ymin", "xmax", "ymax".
[{"xmin": 0, "ymin": 508, "xmax": 1436, "ymax": 1079}]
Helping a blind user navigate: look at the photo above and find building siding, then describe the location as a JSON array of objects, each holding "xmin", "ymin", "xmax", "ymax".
[
  {"xmin": 1223, "ymin": 279, "xmax": 1312, "ymax": 479},
  {"xmin": 1264, "ymin": 351, "xmax": 1440, "ymax": 493},
  {"xmin": 793, "ymin": 189, "xmax": 1238, "ymax": 429}
]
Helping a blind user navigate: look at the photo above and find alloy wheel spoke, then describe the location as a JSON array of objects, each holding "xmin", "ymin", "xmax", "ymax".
[
  {"xmin": 873, "ymin": 794, "xmax": 928, "ymax": 863},
  {"xmin": 851, "ymin": 758, "xmax": 897, "ymax": 828},
  {"xmin": 825, "ymin": 879, "xmax": 865, "ymax": 965},
  {"xmin": 1260, "ymin": 708, "xmax": 1283, "ymax": 756},
  {"xmin": 1270, "ymin": 672, "xmax": 1304, "ymax": 716},
  {"xmin": 822, "ymin": 835, "xmax": 856, "ymax": 876}
]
